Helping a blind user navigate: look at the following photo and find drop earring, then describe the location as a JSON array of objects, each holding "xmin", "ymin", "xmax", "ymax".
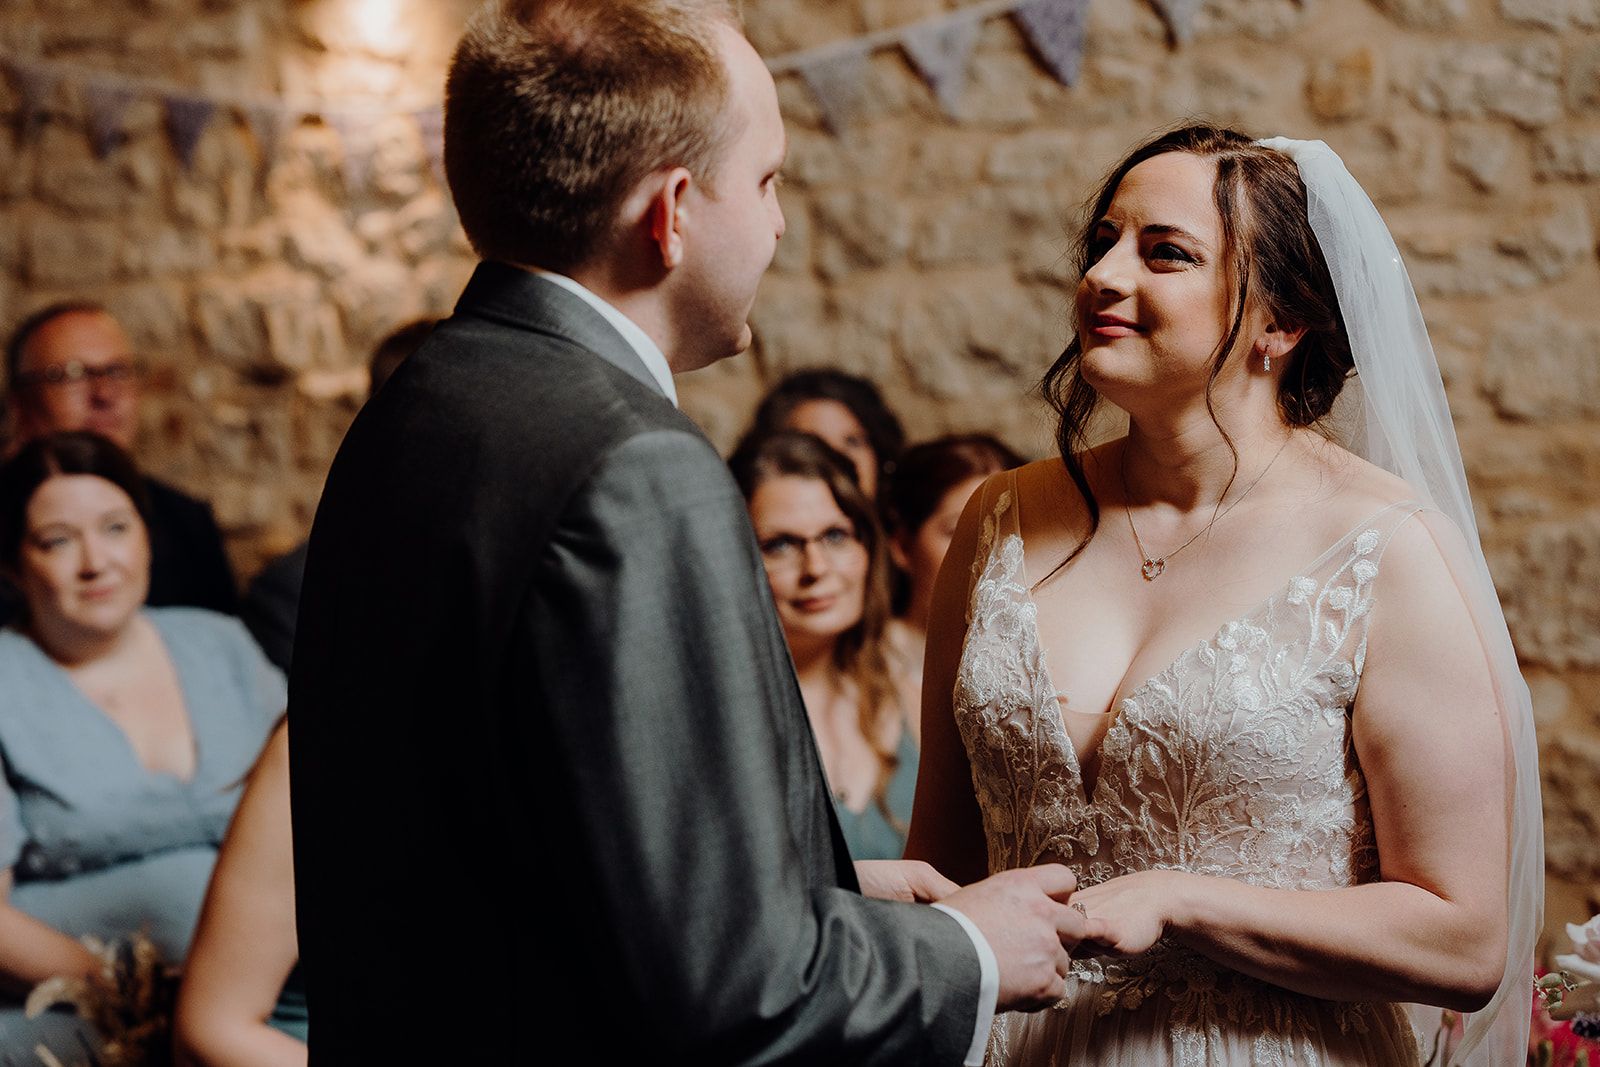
[{"xmin": 1263, "ymin": 351, "xmax": 1272, "ymax": 373}]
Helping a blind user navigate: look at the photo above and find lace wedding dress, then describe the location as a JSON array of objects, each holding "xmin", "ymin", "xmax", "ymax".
[{"xmin": 955, "ymin": 477, "xmax": 1427, "ymax": 1066}]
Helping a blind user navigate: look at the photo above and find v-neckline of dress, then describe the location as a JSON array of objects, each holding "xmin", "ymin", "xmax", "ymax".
[
  {"xmin": 1008, "ymin": 497, "xmax": 1416, "ymax": 805},
  {"xmin": 44, "ymin": 612, "xmax": 202, "ymax": 787}
]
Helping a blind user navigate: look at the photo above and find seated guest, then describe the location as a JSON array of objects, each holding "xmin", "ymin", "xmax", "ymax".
[
  {"xmin": 3, "ymin": 302, "xmax": 238, "ymax": 623},
  {"xmin": 730, "ymin": 432, "xmax": 917, "ymax": 861},
  {"xmin": 882, "ymin": 433, "xmax": 1023, "ymax": 743},
  {"xmin": 175, "ymin": 721, "xmax": 304, "ymax": 1066},
  {"xmin": 242, "ymin": 319, "xmax": 435, "ymax": 671},
  {"xmin": 0, "ymin": 432, "xmax": 283, "ymax": 1055},
  {"xmin": 738, "ymin": 368, "xmax": 905, "ymax": 502}
]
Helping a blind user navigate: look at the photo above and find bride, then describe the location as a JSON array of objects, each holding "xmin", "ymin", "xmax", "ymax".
[{"xmin": 905, "ymin": 125, "xmax": 1540, "ymax": 1065}]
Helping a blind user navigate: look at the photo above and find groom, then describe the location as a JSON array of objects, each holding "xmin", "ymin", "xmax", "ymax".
[{"xmin": 287, "ymin": 1, "xmax": 1085, "ymax": 1061}]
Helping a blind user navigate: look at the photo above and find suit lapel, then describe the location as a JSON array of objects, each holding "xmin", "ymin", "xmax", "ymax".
[{"xmin": 452, "ymin": 261, "xmax": 668, "ymax": 400}]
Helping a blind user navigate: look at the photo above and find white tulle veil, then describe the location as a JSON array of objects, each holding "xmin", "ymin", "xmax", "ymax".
[{"xmin": 1257, "ymin": 136, "xmax": 1542, "ymax": 1065}]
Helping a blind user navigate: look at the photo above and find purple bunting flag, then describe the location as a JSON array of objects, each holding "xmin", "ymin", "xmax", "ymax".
[
  {"xmin": 1151, "ymin": 0, "xmax": 1202, "ymax": 44},
  {"xmin": 901, "ymin": 15, "xmax": 982, "ymax": 118},
  {"xmin": 164, "ymin": 94, "xmax": 217, "ymax": 171},
  {"xmin": 1012, "ymin": 0, "xmax": 1089, "ymax": 87},
  {"xmin": 798, "ymin": 44, "xmax": 871, "ymax": 136},
  {"xmin": 414, "ymin": 106, "xmax": 444, "ymax": 188},
  {"xmin": 85, "ymin": 81, "xmax": 138, "ymax": 159}
]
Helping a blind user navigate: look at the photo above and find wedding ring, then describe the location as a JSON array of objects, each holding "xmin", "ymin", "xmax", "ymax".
[{"xmin": 1070, "ymin": 901, "xmax": 1088, "ymax": 918}]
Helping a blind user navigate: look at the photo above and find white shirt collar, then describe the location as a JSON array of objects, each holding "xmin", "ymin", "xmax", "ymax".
[{"xmin": 531, "ymin": 269, "xmax": 678, "ymax": 407}]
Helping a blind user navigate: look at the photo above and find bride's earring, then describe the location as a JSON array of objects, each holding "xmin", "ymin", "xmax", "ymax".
[{"xmin": 1263, "ymin": 351, "xmax": 1272, "ymax": 373}]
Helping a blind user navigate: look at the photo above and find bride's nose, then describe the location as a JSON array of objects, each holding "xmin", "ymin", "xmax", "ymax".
[{"xmin": 1083, "ymin": 240, "xmax": 1135, "ymax": 299}]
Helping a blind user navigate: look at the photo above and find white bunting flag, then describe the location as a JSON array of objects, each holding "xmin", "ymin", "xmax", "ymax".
[
  {"xmin": 1012, "ymin": 0, "xmax": 1089, "ymax": 87},
  {"xmin": 164, "ymin": 95, "xmax": 217, "ymax": 171},
  {"xmin": 901, "ymin": 15, "xmax": 983, "ymax": 118},
  {"xmin": 798, "ymin": 44, "xmax": 872, "ymax": 136}
]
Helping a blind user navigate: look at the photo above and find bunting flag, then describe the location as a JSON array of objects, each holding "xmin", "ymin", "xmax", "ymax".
[
  {"xmin": 5, "ymin": 60, "xmax": 60, "ymax": 142},
  {"xmin": 901, "ymin": 15, "xmax": 983, "ymax": 117},
  {"xmin": 1012, "ymin": 0, "xmax": 1089, "ymax": 87},
  {"xmin": 85, "ymin": 81, "xmax": 138, "ymax": 158},
  {"xmin": 414, "ymin": 106, "xmax": 445, "ymax": 187},
  {"xmin": 326, "ymin": 112, "xmax": 375, "ymax": 194},
  {"xmin": 798, "ymin": 45, "xmax": 872, "ymax": 136},
  {"xmin": 1151, "ymin": 0, "xmax": 1201, "ymax": 43},
  {"xmin": 164, "ymin": 95, "xmax": 217, "ymax": 171}
]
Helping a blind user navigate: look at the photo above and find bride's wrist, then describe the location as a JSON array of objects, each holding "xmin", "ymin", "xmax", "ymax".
[{"xmin": 1161, "ymin": 869, "xmax": 1209, "ymax": 934}]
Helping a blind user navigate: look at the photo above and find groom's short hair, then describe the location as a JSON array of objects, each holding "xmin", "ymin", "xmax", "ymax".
[{"xmin": 445, "ymin": 0, "xmax": 742, "ymax": 274}]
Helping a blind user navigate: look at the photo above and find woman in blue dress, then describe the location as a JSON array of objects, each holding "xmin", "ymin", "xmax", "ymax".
[
  {"xmin": 0, "ymin": 431, "xmax": 283, "ymax": 1056},
  {"xmin": 731, "ymin": 431, "xmax": 919, "ymax": 861}
]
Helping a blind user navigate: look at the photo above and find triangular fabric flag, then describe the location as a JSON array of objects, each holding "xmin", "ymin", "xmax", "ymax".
[
  {"xmin": 798, "ymin": 44, "xmax": 871, "ymax": 136},
  {"xmin": 414, "ymin": 106, "xmax": 445, "ymax": 188},
  {"xmin": 326, "ymin": 111, "xmax": 375, "ymax": 194},
  {"xmin": 1013, "ymin": 0, "xmax": 1089, "ymax": 87},
  {"xmin": 1151, "ymin": 0, "xmax": 1202, "ymax": 44},
  {"xmin": 164, "ymin": 94, "xmax": 217, "ymax": 171},
  {"xmin": 901, "ymin": 15, "xmax": 982, "ymax": 118},
  {"xmin": 4, "ymin": 60, "xmax": 60, "ymax": 142},
  {"xmin": 242, "ymin": 103, "xmax": 293, "ymax": 172},
  {"xmin": 85, "ymin": 81, "xmax": 138, "ymax": 159}
]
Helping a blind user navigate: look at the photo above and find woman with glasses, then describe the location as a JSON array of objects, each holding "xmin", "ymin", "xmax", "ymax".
[
  {"xmin": 0, "ymin": 432, "xmax": 282, "ymax": 1056},
  {"xmin": 730, "ymin": 432, "xmax": 918, "ymax": 862}
]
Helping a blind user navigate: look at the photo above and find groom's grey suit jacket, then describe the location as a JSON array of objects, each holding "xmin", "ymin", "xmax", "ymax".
[{"xmin": 288, "ymin": 262, "xmax": 982, "ymax": 1064}]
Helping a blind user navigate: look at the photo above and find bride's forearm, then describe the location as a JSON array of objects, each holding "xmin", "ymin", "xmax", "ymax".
[{"xmin": 1166, "ymin": 873, "xmax": 1505, "ymax": 1012}]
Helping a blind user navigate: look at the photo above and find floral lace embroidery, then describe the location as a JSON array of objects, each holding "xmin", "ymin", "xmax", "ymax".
[{"xmin": 955, "ymin": 485, "xmax": 1425, "ymax": 1063}]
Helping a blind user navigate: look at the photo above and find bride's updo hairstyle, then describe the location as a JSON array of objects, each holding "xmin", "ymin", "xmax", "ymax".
[{"xmin": 1040, "ymin": 124, "xmax": 1355, "ymax": 568}]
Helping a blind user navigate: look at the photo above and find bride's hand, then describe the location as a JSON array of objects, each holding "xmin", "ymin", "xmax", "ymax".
[{"xmin": 1071, "ymin": 870, "xmax": 1195, "ymax": 957}]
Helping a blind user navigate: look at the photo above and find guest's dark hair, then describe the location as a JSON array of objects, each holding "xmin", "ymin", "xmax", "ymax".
[
  {"xmin": 368, "ymin": 319, "xmax": 436, "ymax": 398},
  {"xmin": 729, "ymin": 430, "xmax": 902, "ymax": 820},
  {"xmin": 886, "ymin": 434, "xmax": 1025, "ymax": 537},
  {"xmin": 1039, "ymin": 123, "xmax": 1354, "ymax": 576},
  {"xmin": 740, "ymin": 369, "xmax": 907, "ymax": 488},
  {"xmin": 445, "ymin": 0, "xmax": 741, "ymax": 274},
  {"xmin": 5, "ymin": 301, "xmax": 109, "ymax": 387},
  {"xmin": 0, "ymin": 431, "xmax": 150, "ymax": 571}
]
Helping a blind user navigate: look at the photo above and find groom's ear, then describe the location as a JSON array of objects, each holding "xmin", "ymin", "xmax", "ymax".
[{"xmin": 647, "ymin": 168, "xmax": 694, "ymax": 270}]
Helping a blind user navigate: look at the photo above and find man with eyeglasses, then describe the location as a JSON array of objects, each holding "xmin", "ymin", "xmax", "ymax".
[{"xmin": 2, "ymin": 302, "xmax": 238, "ymax": 622}]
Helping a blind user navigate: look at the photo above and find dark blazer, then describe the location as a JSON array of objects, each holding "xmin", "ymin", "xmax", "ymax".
[
  {"xmin": 288, "ymin": 263, "xmax": 981, "ymax": 1064},
  {"xmin": 242, "ymin": 541, "xmax": 306, "ymax": 672}
]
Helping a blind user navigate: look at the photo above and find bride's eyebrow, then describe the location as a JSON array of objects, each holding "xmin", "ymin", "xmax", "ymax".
[{"xmin": 1142, "ymin": 223, "xmax": 1208, "ymax": 248}]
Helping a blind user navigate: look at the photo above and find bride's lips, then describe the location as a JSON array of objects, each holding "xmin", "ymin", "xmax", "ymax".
[
  {"xmin": 793, "ymin": 594, "xmax": 838, "ymax": 613},
  {"xmin": 1087, "ymin": 312, "xmax": 1141, "ymax": 338}
]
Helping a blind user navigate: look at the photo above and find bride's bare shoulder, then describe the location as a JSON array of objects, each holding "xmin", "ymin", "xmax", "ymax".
[{"xmin": 1304, "ymin": 436, "xmax": 1424, "ymax": 524}]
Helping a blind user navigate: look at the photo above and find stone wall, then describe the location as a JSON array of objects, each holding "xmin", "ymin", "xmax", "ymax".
[{"xmin": 2, "ymin": 0, "xmax": 1598, "ymax": 952}]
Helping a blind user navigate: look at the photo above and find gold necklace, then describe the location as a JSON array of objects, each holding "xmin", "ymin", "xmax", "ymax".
[{"xmin": 1120, "ymin": 437, "xmax": 1292, "ymax": 581}]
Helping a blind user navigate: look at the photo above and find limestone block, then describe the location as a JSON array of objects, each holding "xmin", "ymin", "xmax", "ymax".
[
  {"xmin": 394, "ymin": 191, "xmax": 460, "ymax": 261},
  {"xmin": 0, "ymin": 126, "xmax": 28, "ymax": 202},
  {"xmin": 1482, "ymin": 310, "xmax": 1600, "ymax": 420},
  {"xmin": 34, "ymin": 126, "xmax": 132, "ymax": 217},
  {"xmin": 25, "ymin": 215, "xmax": 120, "ymax": 286},
  {"xmin": 1498, "ymin": 0, "xmax": 1600, "ymax": 29},
  {"xmin": 1495, "ymin": 511, "xmax": 1600, "ymax": 669},
  {"xmin": 1159, "ymin": 56, "xmax": 1279, "ymax": 125},
  {"xmin": 281, "ymin": 192, "xmax": 366, "ymax": 280},
  {"xmin": 103, "ymin": 283, "xmax": 189, "ymax": 362},
  {"xmin": 1528, "ymin": 670, "xmax": 1574, "ymax": 727},
  {"xmin": 748, "ymin": 278, "xmax": 832, "ymax": 373},
  {"xmin": 370, "ymin": 116, "xmax": 424, "ymax": 203},
  {"xmin": 1543, "ymin": 732, "xmax": 1600, "ymax": 881},
  {"xmin": 827, "ymin": 279, "xmax": 906, "ymax": 383},
  {"xmin": 1370, "ymin": 0, "xmax": 1469, "ymax": 28},
  {"xmin": 813, "ymin": 188, "xmax": 914, "ymax": 277},
  {"xmin": 1194, "ymin": 0, "xmax": 1308, "ymax": 39},
  {"xmin": 1399, "ymin": 194, "xmax": 1593, "ymax": 296},
  {"xmin": 1337, "ymin": 121, "xmax": 1442, "ymax": 205},
  {"xmin": 354, "ymin": 210, "xmax": 395, "ymax": 254},
  {"xmin": 1450, "ymin": 124, "xmax": 1520, "ymax": 192},
  {"xmin": 904, "ymin": 132, "xmax": 988, "ymax": 194},
  {"xmin": 121, "ymin": 225, "xmax": 216, "ymax": 278},
  {"xmin": 769, "ymin": 198, "xmax": 812, "ymax": 275},
  {"xmin": 897, "ymin": 279, "xmax": 1066, "ymax": 400},
  {"xmin": 195, "ymin": 284, "xmax": 269, "ymax": 370},
  {"xmin": 955, "ymin": 50, "xmax": 1042, "ymax": 127},
  {"xmin": 1412, "ymin": 42, "xmax": 1562, "ymax": 129},
  {"xmin": 914, "ymin": 185, "xmax": 1061, "ymax": 268},
  {"xmin": 677, "ymin": 354, "xmax": 765, "ymax": 450},
  {"xmin": 1307, "ymin": 46, "xmax": 1384, "ymax": 123},
  {"xmin": 985, "ymin": 129, "xmax": 1088, "ymax": 185},
  {"xmin": 331, "ymin": 258, "xmax": 425, "ymax": 355},
  {"xmin": 743, "ymin": 0, "xmax": 857, "ymax": 54},
  {"xmin": 1571, "ymin": 41, "xmax": 1600, "ymax": 114},
  {"xmin": 781, "ymin": 126, "xmax": 906, "ymax": 189},
  {"xmin": 413, "ymin": 257, "xmax": 475, "ymax": 318},
  {"xmin": 1536, "ymin": 129, "xmax": 1600, "ymax": 179}
]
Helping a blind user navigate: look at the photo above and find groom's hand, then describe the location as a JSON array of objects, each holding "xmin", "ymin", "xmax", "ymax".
[
  {"xmin": 939, "ymin": 865, "xmax": 1085, "ymax": 1013},
  {"xmin": 854, "ymin": 860, "xmax": 960, "ymax": 903}
]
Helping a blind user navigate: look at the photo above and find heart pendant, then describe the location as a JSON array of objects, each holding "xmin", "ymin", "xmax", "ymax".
[{"xmin": 1141, "ymin": 558, "xmax": 1166, "ymax": 581}]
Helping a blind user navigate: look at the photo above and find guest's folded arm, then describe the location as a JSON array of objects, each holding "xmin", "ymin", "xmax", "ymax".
[{"xmin": 0, "ymin": 870, "xmax": 99, "ymax": 998}]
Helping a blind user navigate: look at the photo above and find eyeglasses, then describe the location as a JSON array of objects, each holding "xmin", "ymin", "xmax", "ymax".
[
  {"xmin": 14, "ymin": 359, "xmax": 145, "ymax": 390},
  {"xmin": 758, "ymin": 525, "xmax": 862, "ymax": 575}
]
